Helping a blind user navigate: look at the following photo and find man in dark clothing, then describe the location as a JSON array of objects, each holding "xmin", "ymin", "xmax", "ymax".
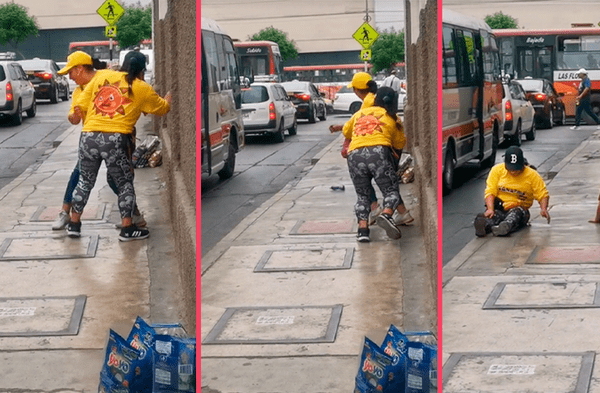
[{"xmin": 571, "ymin": 68, "xmax": 600, "ymax": 130}]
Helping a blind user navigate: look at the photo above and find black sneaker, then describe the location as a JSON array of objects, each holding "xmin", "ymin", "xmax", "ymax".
[
  {"xmin": 357, "ymin": 227, "xmax": 370, "ymax": 243},
  {"xmin": 474, "ymin": 216, "xmax": 488, "ymax": 237},
  {"xmin": 119, "ymin": 225, "xmax": 150, "ymax": 242},
  {"xmin": 376, "ymin": 213, "xmax": 401, "ymax": 239},
  {"xmin": 66, "ymin": 221, "xmax": 81, "ymax": 238},
  {"xmin": 491, "ymin": 221, "xmax": 511, "ymax": 236}
]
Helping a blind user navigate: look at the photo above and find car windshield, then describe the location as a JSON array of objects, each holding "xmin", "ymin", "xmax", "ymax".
[
  {"xmin": 241, "ymin": 86, "xmax": 269, "ymax": 104},
  {"xmin": 517, "ymin": 80, "xmax": 543, "ymax": 92},
  {"xmin": 18, "ymin": 59, "xmax": 50, "ymax": 71},
  {"xmin": 337, "ymin": 86, "xmax": 353, "ymax": 94}
]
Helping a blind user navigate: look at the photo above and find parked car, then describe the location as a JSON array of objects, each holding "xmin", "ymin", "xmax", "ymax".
[
  {"xmin": 17, "ymin": 58, "xmax": 69, "ymax": 103},
  {"xmin": 0, "ymin": 61, "xmax": 36, "ymax": 125},
  {"xmin": 241, "ymin": 82, "xmax": 297, "ymax": 143},
  {"xmin": 502, "ymin": 80, "xmax": 536, "ymax": 146},
  {"xmin": 334, "ymin": 84, "xmax": 407, "ymax": 114},
  {"xmin": 280, "ymin": 80, "xmax": 327, "ymax": 123},
  {"xmin": 56, "ymin": 61, "xmax": 78, "ymax": 94},
  {"xmin": 515, "ymin": 77, "xmax": 566, "ymax": 129}
]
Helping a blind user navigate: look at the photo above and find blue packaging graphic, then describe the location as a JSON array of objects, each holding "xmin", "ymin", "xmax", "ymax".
[
  {"xmin": 152, "ymin": 334, "xmax": 196, "ymax": 392},
  {"xmin": 405, "ymin": 341, "xmax": 431, "ymax": 393},
  {"xmin": 127, "ymin": 316, "xmax": 158, "ymax": 392},
  {"xmin": 380, "ymin": 324, "xmax": 410, "ymax": 393},
  {"xmin": 354, "ymin": 336, "xmax": 394, "ymax": 393},
  {"xmin": 99, "ymin": 329, "xmax": 145, "ymax": 393}
]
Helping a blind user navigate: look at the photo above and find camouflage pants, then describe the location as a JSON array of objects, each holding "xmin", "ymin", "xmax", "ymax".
[
  {"xmin": 476, "ymin": 206, "xmax": 530, "ymax": 235},
  {"xmin": 72, "ymin": 132, "xmax": 136, "ymax": 219}
]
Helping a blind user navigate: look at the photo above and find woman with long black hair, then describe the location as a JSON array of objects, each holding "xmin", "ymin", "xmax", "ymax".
[{"xmin": 68, "ymin": 51, "xmax": 171, "ymax": 241}]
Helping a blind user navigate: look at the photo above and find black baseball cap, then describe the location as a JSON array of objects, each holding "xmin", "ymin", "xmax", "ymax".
[{"xmin": 504, "ymin": 146, "xmax": 525, "ymax": 171}]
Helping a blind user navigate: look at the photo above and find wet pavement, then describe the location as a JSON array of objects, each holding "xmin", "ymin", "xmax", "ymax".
[
  {"xmin": 443, "ymin": 128, "xmax": 600, "ymax": 392},
  {"xmin": 200, "ymin": 135, "xmax": 437, "ymax": 392},
  {"xmin": 0, "ymin": 116, "xmax": 186, "ymax": 390}
]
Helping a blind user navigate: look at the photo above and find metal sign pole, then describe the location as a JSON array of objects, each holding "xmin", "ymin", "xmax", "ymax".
[{"xmin": 109, "ymin": 37, "xmax": 113, "ymax": 62}]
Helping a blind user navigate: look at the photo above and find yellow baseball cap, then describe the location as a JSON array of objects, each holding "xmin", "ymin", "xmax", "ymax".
[
  {"xmin": 58, "ymin": 51, "xmax": 93, "ymax": 75},
  {"xmin": 347, "ymin": 72, "xmax": 372, "ymax": 89}
]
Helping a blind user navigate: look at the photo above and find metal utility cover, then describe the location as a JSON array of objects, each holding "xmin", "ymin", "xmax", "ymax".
[
  {"xmin": 290, "ymin": 220, "xmax": 355, "ymax": 235},
  {"xmin": 483, "ymin": 282, "xmax": 600, "ymax": 309},
  {"xmin": 31, "ymin": 204, "xmax": 107, "ymax": 222},
  {"xmin": 0, "ymin": 295, "xmax": 86, "ymax": 337},
  {"xmin": 0, "ymin": 235, "xmax": 99, "ymax": 261},
  {"xmin": 527, "ymin": 245, "xmax": 600, "ymax": 264},
  {"xmin": 203, "ymin": 305, "xmax": 343, "ymax": 345},
  {"xmin": 443, "ymin": 352, "xmax": 594, "ymax": 393},
  {"xmin": 254, "ymin": 247, "xmax": 354, "ymax": 272}
]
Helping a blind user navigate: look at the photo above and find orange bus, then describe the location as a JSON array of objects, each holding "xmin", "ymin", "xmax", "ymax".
[
  {"xmin": 234, "ymin": 41, "xmax": 282, "ymax": 82},
  {"xmin": 442, "ymin": 9, "xmax": 503, "ymax": 194},
  {"xmin": 494, "ymin": 27, "xmax": 600, "ymax": 117}
]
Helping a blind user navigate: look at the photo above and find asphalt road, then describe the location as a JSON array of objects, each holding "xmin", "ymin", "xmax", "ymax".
[
  {"xmin": 200, "ymin": 113, "xmax": 344, "ymax": 260},
  {"xmin": 0, "ymin": 98, "xmax": 73, "ymax": 191},
  {"xmin": 442, "ymin": 121, "xmax": 597, "ymax": 265}
]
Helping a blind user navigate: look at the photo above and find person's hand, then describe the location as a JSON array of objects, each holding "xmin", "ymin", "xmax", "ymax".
[
  {"xmin": 329, "ymin": 124, "xmax": 342, "ymax": 133},
  {"xmin": 68, "ymin": 106, "xmax": 82, "ymax": 124},
  {"xmin": 164, "ymin": 91, "xmax": 172, "ymax": 105},
  {"xmin": 484, "ymin": 208, "xmax": 495, "ymax": 218},
  {"xmin": 589, "ymin": 219, "xmax": 600, "ymax": 224},
  {"xmin": 540, "ymin": 209, "xmax": 550, "ymax": 219}
]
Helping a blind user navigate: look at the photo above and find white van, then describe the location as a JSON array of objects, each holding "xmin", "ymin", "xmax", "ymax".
[{"xmin": 119, "ymin": 49, "xmax": 154, "ymax": 85}]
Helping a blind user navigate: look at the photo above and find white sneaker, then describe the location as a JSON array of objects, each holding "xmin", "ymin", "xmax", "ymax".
[
  {"xmin": 51, "ymin": 210, "xmax": 70, "ymax": 230},
  {"xmin": 570, "ymin": 126, "xmax": 580, "ymax": 130},
  {"xmin": 394, "ymin": 210, "xmax": 414, "ymax": 226},
  {"xmin": 368, "ymin": 205, "xmax": 383, "ymax": 225},
  {"xmin": 596, "ymin": 125, "xmax": 600, "ymax": 130}
]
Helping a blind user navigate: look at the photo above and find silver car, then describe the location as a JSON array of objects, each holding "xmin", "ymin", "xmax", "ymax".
[
  {"xmin": 502, "ymin": 80, "xmax": 536, "ymax": 146},
  {"xmin": 241, "ymin": 82, "xmax": 297, "ymax": 143},
  {"xmin": 0, "ymin": 61, "xmax": 36, "ymax": 125}
]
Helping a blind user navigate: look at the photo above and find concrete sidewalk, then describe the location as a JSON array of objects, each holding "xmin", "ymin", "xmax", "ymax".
[
  {"xmin": 443, "ymin": 130, "xmax": 600, "ymax": 392},
  {"xmin": 200, "ymin": 135, "xmax": 437, "ymax": 392},
  {"xmin": 0, "ymin": 116, "xmax": 186, "ymax": 390}
]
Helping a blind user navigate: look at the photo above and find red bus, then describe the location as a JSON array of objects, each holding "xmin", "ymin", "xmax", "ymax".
[
  {"xmin": 68, "ymin": 39, "xmax": 152, "ymax": 64},
  {"xmin": 494, "ymin": 27, "xmax": 600, "ymax": 117},
  {"xmin": 234, "ymin": 41, "xmax": 282, "ymax": 82}
]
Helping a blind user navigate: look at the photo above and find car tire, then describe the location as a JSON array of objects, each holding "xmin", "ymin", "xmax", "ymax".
[
  {"xmin": 273, "ymin": 119, "xmax": 285, "ymax": 143},
  {"xmin": 11, "ymin": 100, "xmax": 22, "ymax": 125},
  {"xmin": 288, "ymin": 117, "xmax": 297, "ymax": 136},
  {"xmin": 557, "ymin": 106, "xmax": 566, "ymax": 125},
  {"xmin": 61, "ymin": 86, "xmax": 69, "ymax": 101},
  {"xmin": 442, "ymin": 148, "xmax": 456, "ymax": 196},
  {"xmin": 217, "ymin": 139, "xmax": 236, "ymax": 180},
  {"xmin": 525, "ymin": 120, "xmax": 536, "ymax": 141},
  {"xmin": 318, "ymin": 104, "xmax": 326, "ymax": 121},
  {"xmin": 481, "ymin": 129, "xmax": 498, "ymax": 168},
  {"xmin": 349, "ymin": 102, "xmax": 361, "ymax": 114},
  {"xmin": 50, "ymin": 84, "xmax": 59, "ymax": 104},
  {"xmin": 512, "ymin": 121, "xmax": 522, "ymax": 146},
  {"xmin": 26, "ymin": 99, "xmax": 36, "ymax": 118},
  {"xmin": 308, "ymin": 105, "xmax": 316, "ymax": 123}
]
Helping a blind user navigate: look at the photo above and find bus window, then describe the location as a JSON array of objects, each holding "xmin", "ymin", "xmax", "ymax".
[
  {"xmin": 223, "ymin": 37, "xmax": 241, "ymax": 109},
  {"xmin": 456, "ymin": 29, "xmax": 477, "ymax": 86},
  {"xmin": 202, "ymin": 30, "xmax": 219, "ymax": 93},
  {"xmin": 443, "ymin": 26, "xmax": 458, "ymax": 87}
]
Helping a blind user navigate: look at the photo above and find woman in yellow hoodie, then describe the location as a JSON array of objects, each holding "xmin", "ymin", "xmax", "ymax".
[
  {"xmin": 68, "ymin": 51, "xmax": 171, "ymax": 241},
  {"xmin": 343, "ymin": 87, "xmax": 406, "ymax": 242}
]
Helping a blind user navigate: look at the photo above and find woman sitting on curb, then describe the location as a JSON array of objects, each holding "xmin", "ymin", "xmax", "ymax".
[{"xmin": 474, "ymin": 146, "xmax": 550, "ymax": 237}]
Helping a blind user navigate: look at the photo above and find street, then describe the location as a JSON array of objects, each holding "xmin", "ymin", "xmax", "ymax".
[
  {"xmin": 200, "ymin": 113, "xmax": 343, "ymax": 261},
  {"xmin": 442, "ymin": 121, "xmax": 597, "ymax": 265},
  {"xmin": 0, "ymin": 99, "xmax": 73, "ymax": 190}
]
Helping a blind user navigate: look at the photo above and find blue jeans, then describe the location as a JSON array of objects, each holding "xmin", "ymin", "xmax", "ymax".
[
  {"xmin": 62, "ymin": 164, "xmax": 119, "ymax": 205},
  {"xmin": 575, "ymin": 100, "xmax": 600, "ymax": 126}
]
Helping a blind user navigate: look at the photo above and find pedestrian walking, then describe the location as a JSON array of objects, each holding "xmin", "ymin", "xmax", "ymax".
[
  {"xmin": 343, "ymin": 87, "xmax": 409, "ymax": 242},
  {"xmin": 474, "ymin": 146, "xmax": 550, "ymax": 237},
  {"xmin": 382, "ymin": 69, "xmax": 402, "ymax": 94},
  {"xmin": 51, "ymin": 51, "xmax": 146, "ymax": 231},
  {"xmin": 67, "ymin": 51, "xmax": 171, "ymax": 241},
  {"xmin": 570, "ymin": 68, "xmax": 600, "ymax": 130}
]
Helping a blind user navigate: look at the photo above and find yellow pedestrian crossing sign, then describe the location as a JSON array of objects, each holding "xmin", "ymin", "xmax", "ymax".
[
  {"xmin": 105, "ymin": 25, "xmax": 117, "ymax": 38},
  {"xmin": 97, "ymin": 0, "xmax": 125, "ymax": 25},
  {"xmin": 353, "ymin": 22, "xmax": 379, "ymax": 50},
  {"xmin": 361, "ymin": 49, "xmax": 372, "ymax": 61}
]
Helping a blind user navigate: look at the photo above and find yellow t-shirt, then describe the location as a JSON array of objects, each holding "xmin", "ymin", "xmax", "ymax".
[
  {"xmin": 74, "ymin": 69, "xmax": 170, "ymax": 134},
  {"xmin": 485, "ymin": 164, "xmax": 549, "ymax": 210},
  {"xmin": 361, "ymin": 92, "xmax": 375, "ymax": 109},
  {"xmin": 342, "ymin": 106, "xmax": 406, "ymax": 152}
]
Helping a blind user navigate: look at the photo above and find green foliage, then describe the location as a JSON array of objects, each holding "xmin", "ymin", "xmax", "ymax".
[
  {"xmin": 115, "ymin": 4, "xmax": 152, "ymax": 49},
  {"xmin": 484, "ymin": 12, "xmax": 518, "ymax": 29},
  {"xmin": 0, "ymin": 3, "xmax": 38, "ymax": 52},
  {"xmin": 370, "ymin": 31, "xmax": 404, "ymax": 73},
  {"xmin": 250, "ymin": 26, "xmax": 298, "ymax": 62}
]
